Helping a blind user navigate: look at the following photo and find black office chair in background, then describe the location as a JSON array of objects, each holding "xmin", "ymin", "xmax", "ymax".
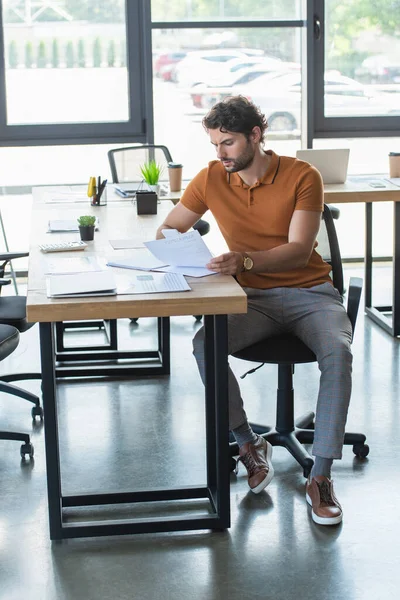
[
  {"xmin": 0, "ymin": 324, "xmax": 35, "ymax": 458},
  {"xmin": 107, "ymin": 144, "xmax": 210, "ymax": 238},
  {"xmin": 0, "ymin": 252, "xmax": 43, "ymax": 420},
  {"xmin": 230, "ymin": 204, "xmax": 369, "ymax": 477},
  {"xmin": 108, "ymin": 144, "xmax": 208, "ymax": 322}
]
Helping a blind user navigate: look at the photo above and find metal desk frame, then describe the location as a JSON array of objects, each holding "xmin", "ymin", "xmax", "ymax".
[{"xmin": 39, "ymin": 314, "xmax": 230, "ymax": 540}]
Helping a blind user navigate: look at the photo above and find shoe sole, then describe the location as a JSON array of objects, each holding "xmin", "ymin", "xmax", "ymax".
[
  {"xmin": 306, "ymin": 492, "xmax": 343, "ymax": 525},
  {"xmin": 251, "ymin": 442, "xmax": 274, "ymax": 494}
]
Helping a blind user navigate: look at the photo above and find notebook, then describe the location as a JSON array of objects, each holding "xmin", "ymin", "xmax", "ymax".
[{"xmin": 296, "ymin": 149, "xmax": 350, "ymax": 184}]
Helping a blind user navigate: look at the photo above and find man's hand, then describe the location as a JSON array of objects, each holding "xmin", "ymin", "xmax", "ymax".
[{"xmin": 207, "ymin": 252, "xmax": 243, "ymax": 275}]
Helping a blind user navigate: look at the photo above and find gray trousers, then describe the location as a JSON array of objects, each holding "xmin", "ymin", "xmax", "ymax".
[{"xmin": 193, "ymin": 282, "xmax": 353, "ymax": 459}]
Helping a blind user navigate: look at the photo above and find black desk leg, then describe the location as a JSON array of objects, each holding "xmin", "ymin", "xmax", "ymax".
[
  {"xmin": 204, "ymin": 314, "xmax": 230, "ymax": 528},
  {"xmin": 365, "ymin": 201, "xmax": 400, "ymax": 336},
  {"xmin": 365, "ymin": 202, "xmax": 372, "ymax": 309},
  {"xmin": 39, "ymin": 322, "xmax": 63, "ymax": 540},
  {"xmin": 393, "ymin": 202, "xmax": 400, "ymax": 335}
]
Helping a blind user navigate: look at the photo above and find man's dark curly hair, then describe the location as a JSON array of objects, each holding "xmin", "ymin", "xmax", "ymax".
[{"xmin": 202, "ymin": 96, "xmax": 268, "ymax": 143}]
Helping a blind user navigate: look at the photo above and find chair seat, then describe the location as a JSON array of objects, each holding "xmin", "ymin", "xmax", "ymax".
[
  {"xmin": 0, "ymin": 296, "xmax": 33, "ymax": 332},
  {"xmin": 0, "ymin": 324, "xmax": 20, "ymax": 360},
  {"xmin": 193, "ymin": 219, "xmax": 210, "ymax": 237},
  {"xmin": 233, "ymin": 333, "xmax": 316, "ymax": 365}
]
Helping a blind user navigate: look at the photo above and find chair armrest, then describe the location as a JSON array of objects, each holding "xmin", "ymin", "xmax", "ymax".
[
  {"xmin": 346, "ymin": 276, "xmax": 363, "ymax": 338},
  {"xmin": 0, "ymin": 278, "xmax": 12, "ymax": 286},
  {"xmin": 0, "ymin": 252, "xmax": 29, "ymax": 261}
]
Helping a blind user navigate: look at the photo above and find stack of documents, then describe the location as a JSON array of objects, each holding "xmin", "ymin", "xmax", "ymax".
[
  {"xmin": 107, "ymin": 230, "xmax": 216, "ymax": 277},
  {"xmin": 48, "ymin": 218, "xmax": 99, "ymax": 232},
  {"xmin": 46, "ymin": 262, "xmax": 191, "ymax": 297},
  {"xmin": 47, "ymin": 271, "xmax": 117, "ymax": 298}
]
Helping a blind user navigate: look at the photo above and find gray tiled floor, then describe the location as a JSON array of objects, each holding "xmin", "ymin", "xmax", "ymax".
[{"xmin": 1, "ymin": 270, "xmax": 400, "ymax": 600}]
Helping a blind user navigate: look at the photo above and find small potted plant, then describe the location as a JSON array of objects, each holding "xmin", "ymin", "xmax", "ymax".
[
  {"xmin": 139, "ymin": 160, "xmax": 163, "ymax": 195},
  {"xmin": 77, "ymin": 215, "xmax": 96, "ymax": 241}
]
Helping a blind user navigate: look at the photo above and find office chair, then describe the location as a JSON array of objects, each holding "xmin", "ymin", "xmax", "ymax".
[
  {"xmin": 230, "ymin": 204, "xmax": 368, "ymax": 477},
  {"xmin": 108, "ymin": 144, "xmax": 207, "ymax": 322},
  {"xmin": 0, "ymin": 252, "xmax": 43, "ymax": 420},
  {"xmin": 0, "ymin": 324, "xmax": 34, "ymax": 458},
  {"xmin": 107, "ymin": 144, "xmax": 210, "ymax": 238}
]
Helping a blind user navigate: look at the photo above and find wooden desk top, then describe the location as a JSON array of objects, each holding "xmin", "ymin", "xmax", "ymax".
[
  {"xmin": 27, "ymin": 188, "xmax": 247, "ymax": 323},
  {"xmin": 324, "ymin": 176, "xmax": 400, "ymax": 204}
]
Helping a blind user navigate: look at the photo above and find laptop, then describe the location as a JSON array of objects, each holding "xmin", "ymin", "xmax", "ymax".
[{"xmin": 296, "ymin": 149, "xmax": 350, "ymax": 184}]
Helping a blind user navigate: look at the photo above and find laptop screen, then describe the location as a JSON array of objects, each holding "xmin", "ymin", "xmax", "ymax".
[{"xmin": 296, "ymin": 149, "xmax": 350, "ymax": 184}]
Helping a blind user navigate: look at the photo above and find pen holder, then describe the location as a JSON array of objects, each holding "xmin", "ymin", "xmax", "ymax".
[
  {"xmin": 91, "ymin": 185, "xmax": 107, "ymax": 206},
  {"xmin": 136, "ymin": 190, "xmax": 157, "ymax": 215}
]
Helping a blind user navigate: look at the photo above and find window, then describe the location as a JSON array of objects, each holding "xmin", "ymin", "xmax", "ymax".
[
  {"xmin": 0, "ymin": 0, "xmax": 149, "ymax": 146},
  {"xmin": 313, "ymin": 0, "xmax": 400, "ymax": 137}
]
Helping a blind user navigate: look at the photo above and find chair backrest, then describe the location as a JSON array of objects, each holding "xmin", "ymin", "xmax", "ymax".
[
  {"xmin": 316, "ymin": 204, "xmax": 344, "ymax": 295},
  {"xmin": 108, "ymin": 144, "xmax": 173, "ymax": 183}
]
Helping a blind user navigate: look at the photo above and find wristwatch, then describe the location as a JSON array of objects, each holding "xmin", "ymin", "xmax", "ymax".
[{"xmin": 242, "ymin": 253, "xmax": 254, "ymax": 272}]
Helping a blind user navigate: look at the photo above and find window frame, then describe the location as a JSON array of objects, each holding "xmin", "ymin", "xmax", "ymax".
[
  {"xmin": 0, "ymin": 0, "xmax": 152, "ymax": 146},
  {"xmin": 312, "ymin": 0, "xmax": 400, "ymax": 139}
]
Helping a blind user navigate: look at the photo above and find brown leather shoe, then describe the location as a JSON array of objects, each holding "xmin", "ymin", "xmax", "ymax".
[
  {"xmin": 306, "ymin": 476, "xmax": 343, "ymax": 525},
  {"xmin": 238, "ymin": 437, "xmax": 274, "ymax": 494}
]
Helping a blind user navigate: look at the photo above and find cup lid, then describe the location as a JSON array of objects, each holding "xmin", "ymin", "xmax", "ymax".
[
  {"xmin": 168, "ymin": 162, "xmax": 183, "ymax": 168},
  {"xmin": 389, "ymin": 152, "xmax": 400, "ymax": 156}
]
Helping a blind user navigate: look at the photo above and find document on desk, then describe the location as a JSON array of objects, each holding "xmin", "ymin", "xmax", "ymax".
[
  {"xmin": 48, "ymin": 218, "xmax": 99, "ymax": 232},
  {"xmin": 46, "ymin": 271, "xmax": 117, "ymax": 298},
  {"xmin": 144, "ymin": 230, "xmax": 217, "ymax": 277},
  {"xmin": 117, "ymin": 271, "xmax": 191, "ymax": 294},
  {"xmin": 44, "ymin": 189, "xmax": 89, "ymax": 203},
  {"xmin": 44, "ymin": 256, "xmax": 106, "ymax": 275},
  {"xmin": 107, "ymin": 249, "xmax": 168, "ymax": 271},
  {"xmin": 387, "ymin": 177, "xmax": 400, "ymax": 188},
  {"xmin": 107, "ymin": 231, "xmax": 216, "ymax": 277}
]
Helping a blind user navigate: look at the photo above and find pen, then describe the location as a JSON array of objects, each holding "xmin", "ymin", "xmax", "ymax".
[
  {"xmin": 97, "ymin": 176, "xmax": 101, "ymax": 205},
  {"xmin": 97, "ymin": 179, "xmax": 107, "ymax": 202}
]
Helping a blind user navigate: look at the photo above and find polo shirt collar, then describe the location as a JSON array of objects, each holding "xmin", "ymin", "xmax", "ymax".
[{"xmin": 228, "ymin": 150, "xmax": 280, "ymax": 187}]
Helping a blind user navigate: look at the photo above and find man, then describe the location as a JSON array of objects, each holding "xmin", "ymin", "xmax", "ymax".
[{"xmin": 156, "ymin": 96, "xmax": 352, "ymax": 526}]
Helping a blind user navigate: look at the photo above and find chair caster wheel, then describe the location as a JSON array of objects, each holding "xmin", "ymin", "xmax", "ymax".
[
  {"xmin": 32, "ymin": 405, "xmax": 43, "ymax": 419},
  {"xmin": 130, "ymin": 318, "xmax": 139, "ymax": 323},
  {"xmin": 21, "ymin": 442, "xmax": 34, "ymax": 459},
  {"xmin": 194, "ymin": 316, "xmax": 203, "ymax": 322},
  {"xmin": 353, "ymin": 443, "xmax": 369, "ymax": 458}
]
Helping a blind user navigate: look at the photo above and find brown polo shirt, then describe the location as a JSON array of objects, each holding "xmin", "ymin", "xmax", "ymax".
[{"xmin": 180, "ymin": 150, "xmax": 332, "ymax": 289}]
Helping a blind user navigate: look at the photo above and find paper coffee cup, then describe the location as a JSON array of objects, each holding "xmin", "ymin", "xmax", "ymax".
[
  {"xmin": 389, "ymin": 152, "xmax": 400, "ymax": 178},
  {"xmin": 168, "ymin": 162, "xmax": 183, "ymax": 192}
]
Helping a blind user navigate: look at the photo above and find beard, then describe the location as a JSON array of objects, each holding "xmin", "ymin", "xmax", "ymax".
[{"xmin": 221, "ymin": 141, "xmax": 255, "ymax": 172}]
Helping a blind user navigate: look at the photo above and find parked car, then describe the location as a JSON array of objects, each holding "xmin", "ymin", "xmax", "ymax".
[
  {"xmin": 189, "ymin": 71, "xmax": 400, "ymax": 132},
  {"xmin": 154, "ymin": 51, "xmax": 187, "ymax": 79},
  {"xmin": 172, "ymin": 49, "xmax": 255, "ymax": 87},
  {"xmin": 196, "ymin": 55, "xmax": 300, "ymax": 88},
  {"xmin": 190, "ymin": 66, "xmax": 293, "ymax": 108},
  {"xmin": 355, "ymin": 54, "xmax": 400, "ymax": 84}
]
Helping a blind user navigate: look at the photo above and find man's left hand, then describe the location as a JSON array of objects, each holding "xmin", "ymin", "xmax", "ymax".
[{"xmin": 207, "ymin": 252, "xmax": 243, "ymax": 275}]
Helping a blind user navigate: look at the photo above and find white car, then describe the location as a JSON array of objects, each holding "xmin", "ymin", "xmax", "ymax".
[
  {"xmin": 190, "ymin": 71, "xmax": 400, "ymax": 132},
  {"xmin": 197, "ymin": 55, "xmax": 300, "ymax": 88},
  {"xmin": 173, "ymin": 49, "xmax": 258, "ymax": 88},
  {"xmin": 190, "ymin": 66, "xmax": 293, "ymax": 108}
]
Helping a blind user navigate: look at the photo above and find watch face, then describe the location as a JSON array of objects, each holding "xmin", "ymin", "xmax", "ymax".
[{"xmin": 243, "ymin": 256, "xmax": 253, "ymax": 271}]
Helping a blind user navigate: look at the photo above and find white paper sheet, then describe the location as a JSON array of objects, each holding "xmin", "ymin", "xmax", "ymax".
[
  {"xmin": 117, "ymin": 271, "xmax": 191, "ymax": 294},
  {"xmin": 387, "ymin": 177, "xmax": 400, "ymax": 188},
  {"xmin": 144, "ymin": 230, "xmax": 214, "ymax": 268},
  {"xmin": 44, "ymin": 256, "xmax": 105, "ymax": 275},
  {"xmin": 48, "ymin": 218, "xmax": 99, "ymax": 232},
  {"xmin": 107, "ymin": 250, "xmax": 168, "ymax": 271},
  {"xmin": 46, "ymin": 271, "xmax": 117, "ymax": 297},
  {"xmin": 157, "ymin": 265, "xmax": 215, "ymax": 278},
  {"xmin": 109, "ymin": 239, "xmax": 145, "ymax": 250}
]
